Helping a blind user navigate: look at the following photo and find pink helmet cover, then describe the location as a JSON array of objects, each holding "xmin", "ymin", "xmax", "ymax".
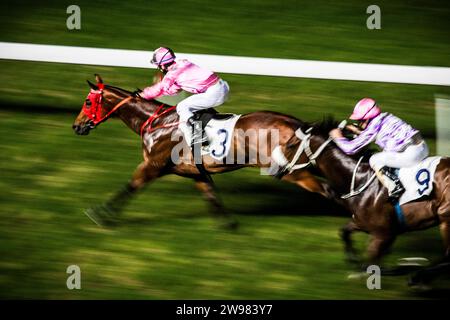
[
  {"xmin": 151, "ymin": 47, "xmax": 176, "ymax": 67},
  {"xmin": 350, "ymin": 98, "xmax": 381, "ymax": 120}
]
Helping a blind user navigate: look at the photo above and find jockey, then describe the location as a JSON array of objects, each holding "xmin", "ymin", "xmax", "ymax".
[
  {"xmin": 329, "ymin": 98, "xmax": 429, "ymax": 201},
  {"xmin": 140, "ymin": 47, "xmax": 229, "ymax": 146}
]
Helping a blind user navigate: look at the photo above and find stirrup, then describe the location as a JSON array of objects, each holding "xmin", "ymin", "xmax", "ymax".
[
  {"xmin": 191, "ymin": 133, "xmax": 208, "ymax": 146},
  {"xmin": 388, "ymin": 184, "xmax": 405, "ymax": 201},
  {"xmin": 188, "ymin": 117, "xmax": 208, "ymax": 146}
]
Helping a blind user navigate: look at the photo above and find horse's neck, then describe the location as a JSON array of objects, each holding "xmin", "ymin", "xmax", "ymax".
[
  {"xmin": 115, "ymin": 98, "xmax": 161, "ymax": 135},
  {"xmin": 315, "ymin": 140, "xmax": 369, "ymax": 193}
]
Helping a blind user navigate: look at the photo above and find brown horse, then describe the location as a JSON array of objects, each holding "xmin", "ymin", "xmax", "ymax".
[
  {"xmin": 278, "ymin": 118, "xmax": 450, "ymax": 286},
  {"xmin": 73, "ymin": 75, "xmax": 332, "ymax": 229}
]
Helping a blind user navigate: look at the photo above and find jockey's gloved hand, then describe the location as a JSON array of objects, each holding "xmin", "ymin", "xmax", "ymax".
[
  {"xmin": 338, "ymin": 120, "xmax": 347, "ymax": 129},
  {"xmin": 132, "ymin": 88, "xmax": 143, "ymax": 98}
]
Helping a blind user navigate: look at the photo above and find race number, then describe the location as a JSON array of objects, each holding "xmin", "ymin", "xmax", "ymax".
[
  {"xmin": 212, "ymin": 128, "xmax": 228, "ymax": 157},
  {"xmin": 415, "ymin": 168, "xmax": 431, "ymax": 195}
]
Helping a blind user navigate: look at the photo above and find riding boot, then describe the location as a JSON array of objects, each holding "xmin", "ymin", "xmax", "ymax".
[{"xmin": 378, "ymin": 166, "xmax": 405, "ymax": 201}]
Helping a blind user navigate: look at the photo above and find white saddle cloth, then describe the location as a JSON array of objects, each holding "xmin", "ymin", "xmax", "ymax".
[
  {"xmin": 202, "ymin": 115, "xmax": 241, "ymax": 161},
  {"xmin": 398, "ymin": 156, "xmax": 442, "ymax": 205}
]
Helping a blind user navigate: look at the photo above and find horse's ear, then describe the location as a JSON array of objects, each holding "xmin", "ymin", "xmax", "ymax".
[
  {"xmin": 87, "ymin": 80, "xmax": 98, "ymax": 90},
  {"xmin": 94, "ymin": 74, "xmax": 103, "ymax": 84}
]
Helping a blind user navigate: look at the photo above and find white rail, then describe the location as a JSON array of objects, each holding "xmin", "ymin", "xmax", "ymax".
[{"xmin": 1, "ymin": 42, "xmax": 449, "ymax": 86}]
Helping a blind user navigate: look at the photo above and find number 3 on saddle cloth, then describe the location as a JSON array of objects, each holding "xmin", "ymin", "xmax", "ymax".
[{"xmin": 190, "ymin": 109, "xmax": 241, "ymax": 161}]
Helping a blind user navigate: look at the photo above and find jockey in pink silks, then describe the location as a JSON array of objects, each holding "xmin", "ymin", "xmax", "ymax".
[
  {"xmin": 329, "ymin": 98, "xmax": 429, "ymax": 200},
  {"xmin": 140, "ymin": 47, "xmax": 229, "ymax": 146}
]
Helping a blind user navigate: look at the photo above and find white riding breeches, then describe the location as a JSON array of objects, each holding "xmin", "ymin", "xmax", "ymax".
[
  {"xmin": 176, "ymin": 79, "xmax": 230, "ymax": 123},
  {"xmin": 369, "ymin": 141, "xmax": 429, "ymax": 170},
  {"xmin": 176, "ymin": 79, "xmax": 229, "ymax": 143}
]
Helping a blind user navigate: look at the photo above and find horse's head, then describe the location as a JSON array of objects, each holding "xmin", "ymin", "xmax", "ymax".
[{"xmin": 73, "ymin": 74, "xmax": 129, "ymax": 135}]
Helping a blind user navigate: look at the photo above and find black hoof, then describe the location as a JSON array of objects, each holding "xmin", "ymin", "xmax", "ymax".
[
  {"xmin": 219, "ymin": 219, "xmax": 239, "ymax": 231},
  {"xmin": 381, "ymin": 266, "xmax": 421, "ymax": 276},
  {"xmin": 408, "ymin": 275, "xmax": 432, "ymax": 292},
  {"xmin": 84, "ymin": 205, "xmax": 119, "ymax": 227},
  {"xmin": 227, "ymin": 220, "xmax": 239, "ymax": 230},
  {"xmin": 345, "ymin": 252, "xmax": 361, "ymax": 265}
]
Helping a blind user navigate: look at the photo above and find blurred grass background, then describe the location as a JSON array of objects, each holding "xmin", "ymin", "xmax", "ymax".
[{"xmin": 0, "ymin": 0, "xmax": 449, "ymax": 299}]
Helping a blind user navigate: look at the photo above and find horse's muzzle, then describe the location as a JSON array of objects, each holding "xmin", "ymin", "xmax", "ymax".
[{"xmin": 73, "ymin": 123, "xmax": 93, "ymax": 135}]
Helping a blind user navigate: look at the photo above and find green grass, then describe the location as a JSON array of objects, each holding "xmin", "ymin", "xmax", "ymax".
[
  {"xmin": 0, "ymin": 0, "xmax": 449, "ymax": 299},
  {"xmin": 0, "ymin": 110, "xmax": 448, "ymax": 299},
  {"xmin": 1, "ymin": 0, "xmax": 450, "ymax": 66}
]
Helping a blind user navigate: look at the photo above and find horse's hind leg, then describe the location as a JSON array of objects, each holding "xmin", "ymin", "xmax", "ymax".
[
  {"xmin": 440, "ymin": 220, "xmax": 450, "ymax": 260},
  {"xmin": 340, "ymin": 220, "xmax": 362, "ymax": 264},
  {"xmin": 195, "ymin": 176, "xmax": 239, "ymax": 230},
  {"xmin": 409, "ymin": 261, "xmax": 450, "ymax": 289},
  {"xmin": 409, "ymin": 221, "xmax": 450, "ymax": 287}
]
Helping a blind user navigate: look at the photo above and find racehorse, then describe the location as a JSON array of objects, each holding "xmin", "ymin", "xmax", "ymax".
[
  {"xmin": 72, "ymin": 75, "xmax": 332, "ymax": 229},
  {"xmin": 278, "ymin": 118, "xmax": 450, "ymax": 286}
]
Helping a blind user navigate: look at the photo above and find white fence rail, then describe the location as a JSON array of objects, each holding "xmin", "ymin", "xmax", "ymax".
[
  {"xmin": 435, "ymin": 96, "xmax": 450, "ymax": 155},
  {"xmin": 1, "ymin": 42, "xmax": 450, "ymax": 86}
]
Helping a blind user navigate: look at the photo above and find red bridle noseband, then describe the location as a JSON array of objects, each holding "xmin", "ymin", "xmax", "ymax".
[
  {"xmin": 82, "ymin": 83, "xmax": 132, "ymax": 126},
  {"xmin": 82, "ymin": 83, "xmax": 179, "ymax": 137}
]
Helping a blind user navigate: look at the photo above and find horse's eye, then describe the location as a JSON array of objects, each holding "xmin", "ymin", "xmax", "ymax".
[{"xmin": 85, "ymin": 99, "xmax": 92, "ymax": 108}]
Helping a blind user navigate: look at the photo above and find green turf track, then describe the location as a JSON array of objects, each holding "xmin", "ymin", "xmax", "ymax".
[{"xmin": 0, "ymin": 0, "xmax": 449, "ymax": 299}]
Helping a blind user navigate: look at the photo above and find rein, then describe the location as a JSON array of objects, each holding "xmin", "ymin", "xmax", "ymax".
[
  {"xmin": 284, "ymin": 127, "xmax": 332, "ymax": 173},
  {"xmin": 284, "ymin": 123, "xmax": 376, "ymax": 199},
  {"xmin": 97, "ymin": 96, "xmax": 132, "ymax": 124},
  {"xmin": 83, "ymin": 85, "xmax": 179, "ymax": 136},
  {"xmin": 284, "ymin": 125, "xmax": 376, "ymax": 199},
  {"xmin": 340, "ymin": 157, "xmax": 377, "ymax": 199},
  {"xmin": 140, "ymin": 104, "xmax": 179, "ymax": 139}
]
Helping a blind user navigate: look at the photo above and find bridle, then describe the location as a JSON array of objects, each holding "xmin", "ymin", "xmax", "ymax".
[
  {"xmin": 82, "ymin": 83, "xmax": 132, "ymax": 126},
  {"xmin": 82, "ymin": 83, "xmax": 179, "ymax": 138},
  {"xmin": 282, "ymin": 127, "xmax": 333, "ymax": 174},
  {"xmin": 283, "ymin": 122, "xmax": 376, "ymax": 199}
]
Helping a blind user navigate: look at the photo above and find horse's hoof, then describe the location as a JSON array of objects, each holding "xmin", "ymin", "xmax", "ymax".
[
  {"xmin": 84, "ymin": 207, "xmax": 107, "ymax": 227},
  {"xmin": 84, "ymin": 205, "xmax": 118, "ymax": 227},
  {"xmin": 227, "ymin": 220, "xmax": 239, "ymax": 230},
  {"xmin": 345, "ymin": 252, "xmax": 361, "ymax": 264},
  {"xmin": 398, "ymin": 257, "xmax": 430, "ymax": 267},
  {"xmin": 219, "ymin": 219, "xmax": 239, "ymax": 231},
  {"xmin": 408, "ymin": 277, "xmax": 432, "ymax": 292},
  {"xmin": 380, "ymin": 265, "xmax": 424, "ymax": 276},
  {"xmin": 409, "ymin": 284, "xmax": 433, "ymax": 292},
  {"xmin": 347, "ymin": 272, "xmax": 367, "ymax": 280}
]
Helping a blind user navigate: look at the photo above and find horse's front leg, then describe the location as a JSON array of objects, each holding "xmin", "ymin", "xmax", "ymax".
[
  {"xmin": 339, "ymin": 220, "xmax": 362, "ymax": 265},
  {"xmin": 281, "ymin": 170, "xmax": 335, "ymax": 200},
  {"xmin": 364, "ymin": 233, "xmax": 399, "ymax": 274},
  {"xmin": 194, "ymin": 176, "xmax": 239, "ymax": 230},
  {"xmin": 85, "ymin": 159, "xmax": 162, "ymax": 226}
]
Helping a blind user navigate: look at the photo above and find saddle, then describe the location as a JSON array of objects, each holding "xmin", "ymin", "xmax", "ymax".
[
  {"xmin": 189, "ymin": 109, "xmax": 240, "ymax": 181},
  {"xmin": 192, "ymin": 108, "xmax": 235, "ymax": 130}
]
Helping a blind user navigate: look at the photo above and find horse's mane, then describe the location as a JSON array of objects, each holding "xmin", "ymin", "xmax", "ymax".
[
  {"xmin": 308, "ymin": 115, "xmax": 340, "ymax": 138},
  {"xmin": 104, "ymin": 84, "xmax": 133, "ymax": 95},
  {"xmin": 104, "ymin": 84, "xmax": 173, "ymax": 109},
  {"xmin": 306, "ymin": 115, "xmax": 375, "ymax": 161}
]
